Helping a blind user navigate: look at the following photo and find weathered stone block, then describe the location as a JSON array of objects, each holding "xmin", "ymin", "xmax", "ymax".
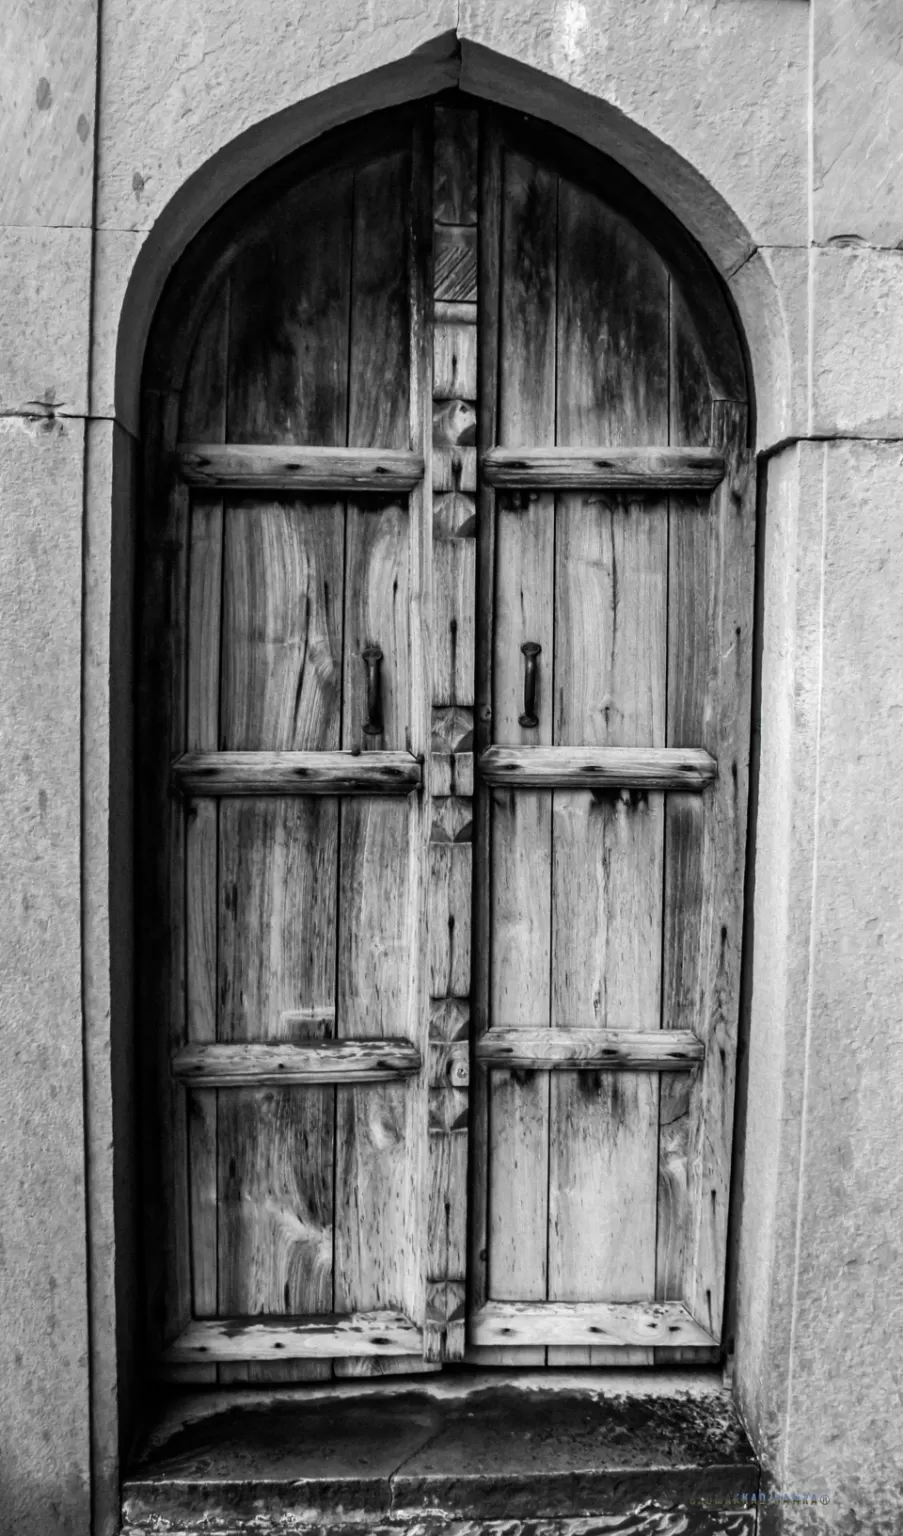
[
  {"xmin": 782, "ymin": 440, "xmax": 903, "ymax": 1518},
  {"xmin": 812, "ymin": 0, "xmax": 903, "ymax": 247},
  {"xmin": 0, "ymin": 0, "xmax": 97, "ymax": 226},
  {"xmin": 96, "ymin": 0, "xmax": 459, "ymax": 231},
  {"xmin": 811, "ymin": 246, "xmax": 903, "ymax": 435},
  {"xmin": 0, "ymin": 413, "xmax": 90, "ymax": 1535},
  {"xmin": 89, "ymin": 226, "xmax": 145, "ymax": 430},
  {"xmin": 0, "ymin": 227, "xmax": 92, "ymax": 416},
  {"xmin": 738, "ymin": 440, "xmax": 903, "ymax": 1531},
  {"xmin": 459, "ymin": 0, "xmax": 809, "ymax": 271}
]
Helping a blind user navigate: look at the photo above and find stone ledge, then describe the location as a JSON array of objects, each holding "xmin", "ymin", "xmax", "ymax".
[{"xmin": 122, "ymin": 1372, "xmax": 760, "ymax": 1533}]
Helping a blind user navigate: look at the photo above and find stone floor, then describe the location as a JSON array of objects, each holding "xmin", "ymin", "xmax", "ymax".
[{"xmin": 122, "ymin": 1370, "xmax": 760, "ymax": 1534}]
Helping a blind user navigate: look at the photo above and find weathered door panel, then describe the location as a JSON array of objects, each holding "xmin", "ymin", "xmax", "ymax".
[
  {"xmin": 140, "ymin": 117, "xmax": 435, "ymax": 1382},
  {"xmin": 469, "ymin": 111, "xmax": 753, "ymax": 1365}
]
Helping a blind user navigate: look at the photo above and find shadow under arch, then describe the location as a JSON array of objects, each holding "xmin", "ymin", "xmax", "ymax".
[{"xmin": 115, "ymin": 36, "xmax": 787, "ymax": 437}]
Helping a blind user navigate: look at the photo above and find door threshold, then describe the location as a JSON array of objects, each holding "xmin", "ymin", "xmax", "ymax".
[{"xmin": 123, "ymin": 1369, "xmax": 761, "ymax": 1533}]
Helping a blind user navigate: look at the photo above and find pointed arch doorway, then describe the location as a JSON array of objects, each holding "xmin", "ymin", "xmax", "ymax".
[{"xmin": 137, "ymin": 93, "xmax": 753, "ymax": 1384}]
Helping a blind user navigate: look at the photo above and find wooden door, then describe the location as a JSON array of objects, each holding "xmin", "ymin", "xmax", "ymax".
[
  {"xmin": 468, "ymin": 113, "xmax": 754, "ymax": 1365},
  {"xmin": 138, "ymin": 98, "xmax": 753, "ymax": 1381},
  {"xmin": 138, "ymin": 112, "xmax": 447, "ymax": 1381}
]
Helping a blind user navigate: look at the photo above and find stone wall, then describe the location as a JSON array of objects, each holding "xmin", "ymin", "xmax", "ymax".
[{"xmin": 1, "ymin": 2, "xmax": 902, "ymax": 1532}]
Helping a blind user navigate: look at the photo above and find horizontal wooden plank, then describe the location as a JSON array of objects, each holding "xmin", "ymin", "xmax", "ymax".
[
  {"xmin": 481, "ymin": 447, "xmax": 725, "ymax": 491},
  {"xmin": 476, "ymin": 1029, "xmax": 703, "ymax": 1071},
  {"xmin": 434, "ymin": 300, "xmax": 477, "ymax": 326},
  {"xmin": 470, "ymin": 1301, "xmax": 714, "ymax": 1350},
  {"xmin": 163, "ymin": 1311, "xmax": 423, "ymax": 1362},
  {"xmin": 172, "ymin": 1040, "xmax": 422, "ymax": 1087},
  {"xmin": 172, "ymin": 751, "xmax": 421, "ymax": 797},
  {"xmin": 178, "ymin": 444, "xmax": 425, "ymax": 492},
  {"xmin": 478, "ymin": 746, "xmax": 716, "ymax": 791}
]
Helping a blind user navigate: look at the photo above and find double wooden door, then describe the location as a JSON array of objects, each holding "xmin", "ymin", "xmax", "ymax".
[{"xmin": 139, "ymin": 97, "xmax": 753, "ymax": 1380}]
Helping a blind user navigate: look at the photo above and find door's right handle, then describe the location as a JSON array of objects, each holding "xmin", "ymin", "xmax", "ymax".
[
  {"xmin": 362, "ymin": 646, "xmax": 384, "ymax": 737},
  {"xmin": 519, "ymin": 642, "xmax": 541, "ymax": 729}
]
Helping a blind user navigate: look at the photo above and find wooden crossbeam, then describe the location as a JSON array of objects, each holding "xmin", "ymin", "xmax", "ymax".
[
  {"xmin": 476, "ymin": 1028, "xmax": 703, "ymax": 1072},
  {"xmin": 478, "ymin": 746, "xmax": 716, "ymax": 791},
  {"xmin": 481, "ymin": 446, "xmax": 725, "ymax": 491},
  {"xmin": 172, "ymin": 750, "xmax": 422, "ymax": 797},
  {"xmin": 470, "ymin": 1301, "xmax": 715, "ymax": 1350},
  {"xmin": 172, "ymin": 1040, "xmax": 422, "ymax": 1087},
  {"xmin": 178, "ymin": 443, "xmax": 425, "ymax": 492},
  {"xmin": 163, "ymin": 1311, "xmax": 423, "ymax": 1362}
]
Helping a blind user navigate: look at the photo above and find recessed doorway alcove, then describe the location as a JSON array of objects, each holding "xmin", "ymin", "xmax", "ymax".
[{"xmin": 127, "ymin": 88, "xmax": 759, "ymax": 1528}]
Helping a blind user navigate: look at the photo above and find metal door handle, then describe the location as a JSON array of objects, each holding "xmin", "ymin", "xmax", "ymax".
[
  {"xmin": 362, "ymin": 647, "xmax": 384, "ymax": 736},
  {"xmin": 519, "ymin": 642, "xmax": 541, "ymax": 729}
]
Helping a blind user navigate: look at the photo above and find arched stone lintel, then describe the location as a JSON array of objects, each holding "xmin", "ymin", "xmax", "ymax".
[{"xmin": 114, "ymin": 36, "xmax": 793, "ymax": 452}]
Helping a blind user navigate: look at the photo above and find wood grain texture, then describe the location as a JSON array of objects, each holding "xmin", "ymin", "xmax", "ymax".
[
  {"xmin": 218, "ymin": 204, "xmax": 352, "ymax": 1378},
  {"xmin": 216, "ymin": 801, "xmax": 337, "ymax": 1353},
  {"xmin": 173, "ymin": 751, "xmax": 421, "ymax": 797},
  {"xmin": 424, "ymin": 1280, "xmax": 467, "ymax": 1363},
  {"xmin": 225, "ymin": 166, "xmax": 352, "ymax": 447},
  {"xmin": 546, "ymin": 175, "xmax": 670, "ymax": 1366},
  {"xmin": 220, "ymin": 500, "xmax": 343, "ymax": 751},
  {"xmin": 467, "ymin": 116, "xmax": 500, "ymax": 1353},
  {"xmin": 433, "ymin": 536, "xmax": 475, "ymax": 706},
  {"xmin": 482, "ymin": 446, "xmax": 724, "ymax": 490},
  {"xmin": 433, "ymin": 445, "xmax": 477, "ymax": 494},
  {"xmin": 470, "ymin": 1300, "xmax": 714, "ymax": 1349},
  {"xmin": 334, "ymin": 140, "xmax": 426, "ymax": 1377},
  {"xmin": 164, "ymin": 1311, "xmax": 423, "ymax": 1362},
  {"xmin": 179, "ymin": 444, "xmax": 425, "ymax": 492},
  {"xmin": 433, "ymin": 106, "xmax": 478, "ymax": 226},
  {"xmin": 173, "ymin": 1040, "xmax": 422, "ymax": 1085},
  {"xmin": 477, "ymin": 1030, "xmax": 703, "ymax": 1070},
  {"xmin": 433, "ymin": 490, "xmax": 476, "ymax": 538},
  {"xmin": 430, "ymin": 796, "xmax": 473, "ymax": 843},
  {"xmin": 482, "ymin": 144, "xmax": 558, "ymax": 1364},
  {"xmin": 138, "ymin": 390, "xmax": 196, "ymax": 1362},
  {"xmin": 661, "ymin": 403, "xmax": 754, "ymax": 1343},
  {"xmin": 182, "ymin": 281, "xmax": 230, "ymax": 1332},
  {"xmin": 425, "ymin": 106, "xmax": 474, "ymax": 1369},
  {"xmin": 429, "ymin": 1041, "xmax": 470, "ymax": 1088},
  {"xmin": 434, "ymin": 225, "xmax": 478, "ymax": 304},
  {"xmin": 433, "ymin": 323, "xmax": 477, "ymax": 404},
  {"xmin": 428, "ymin": 844, "xmax": 472, "ymax": 998},
  {"xmin": 479, "ymin": 746, "xmax": 715, "ymax": 790}
]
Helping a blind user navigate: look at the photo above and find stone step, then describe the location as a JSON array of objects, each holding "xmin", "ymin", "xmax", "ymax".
[{"xmin": 122, "ymin": 1370, "xmax": 760, "ymax": 1534}]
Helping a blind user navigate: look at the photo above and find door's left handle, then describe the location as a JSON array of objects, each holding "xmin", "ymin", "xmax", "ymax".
[
  {"xmin": 519, "ymin": 641, "xmax": 541, "ymax": 729},
  {"xmin": 362, "ymin": 647, "xmax": 384, "ymax": 736}
]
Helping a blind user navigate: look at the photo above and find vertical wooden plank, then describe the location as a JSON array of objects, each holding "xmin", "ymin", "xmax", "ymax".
[
  {"xmin": 221, "ymin": 504, "xmax": 344, "ymax": 752},
  {"xmin": 480, "ymin": 138, "xmax": 558, "ymax": 1365},
  {"xmin": 669, "ymin": 282, "xmax": 714, "ymax": 450},
  {"xmin": 433, "ymin": 535, "xmax": 475, "ymax": 707},
  {"xmin": 469, "ymin": 111, "xmax": 499, "ymax": 1346},
  {"xmin": 662, "ymin": 402, "xmax": 753, "ymax": 1347},
  {"xmin": 226, "ymin": 168, "xmax": 354, "ymax": 445},
  {"xmin": 335, "ymin": 137, "xmax": 437, "ymax": 1375},
  {"xmin": 656, "ymin": 278, "xmax": 721, "ymax": 1365},
  {"xmin": 216, "ymin": 800, "xmax": 337, "ymax": 1359},
  {"xmin": 218, "ymin": 504, "xmax": 343, "ymax": 1388},
  {"xmin": 137, "ymin": 390, "xmax": 195, "ymax": 1365},
  {"xmin": 548, "ymin": 179, "xmax": 670, "ymax": 1366},
  {"xmin": 217, "ymin": 175, "xmax": 352, "ymax": 1381},
  {"xmin": 434, "ymin": 105, "xmax": 478, "ymax": 226},
  {"xmin": 428, "ymin": 843, "xmax": 472, "ymax": 997},
  {"xmin": 404, "ymin": 111, "xmax": 435, "ymax": 1364},
  {"xmin": 182, "ymin": 280, "xmax": 229, "ymax": 1332}
]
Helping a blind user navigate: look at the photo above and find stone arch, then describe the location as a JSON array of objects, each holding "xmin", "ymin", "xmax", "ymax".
[{"xmin": 113, "ymin": 41, "xmax": 794, "ymax": 448}]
